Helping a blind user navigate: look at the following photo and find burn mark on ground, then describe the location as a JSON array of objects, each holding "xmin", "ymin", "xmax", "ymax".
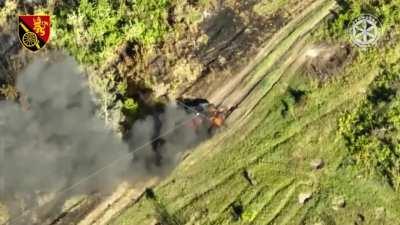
[{"xmin": 304, "ymin": 44, "xmax": 354, "ymax": 80}]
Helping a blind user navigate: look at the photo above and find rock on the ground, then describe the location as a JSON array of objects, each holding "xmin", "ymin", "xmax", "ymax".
[
  {"xmin": 355, "ymin": 213, "xmax": 365, "ymax": 225},
  {"xmin": 298, "ymin": 192, "xmax": 312, "ymax": 204},
  {"xmin": 310, "ymin": 158, "xmax": 324, "ymax": 170},
  {"xmin": 332, "ymin": 195, "xmax": 346, "ymax": 210},
  {"xmin": 375, "ymin": 207, "xmax": 385, "ymax": 219}
]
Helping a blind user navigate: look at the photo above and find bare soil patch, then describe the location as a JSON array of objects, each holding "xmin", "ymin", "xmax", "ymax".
[
  {"xmin": 181, "ymin": 0, "xmax": 315, "ymax": 100},
  {"xmin": 303, "ymin": 43, "xmax": 354, "ymax": 80}
]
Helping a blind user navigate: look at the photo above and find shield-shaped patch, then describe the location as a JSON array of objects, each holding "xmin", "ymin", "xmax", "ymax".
[{"xmin": 18, "ymin": 15, "xmax": 50, "ymax": 52}]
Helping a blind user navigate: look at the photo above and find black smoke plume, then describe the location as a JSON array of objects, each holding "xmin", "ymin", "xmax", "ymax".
[{"xmin": 0, "ymin": 54, "xmax": 209, "ymax": 224}]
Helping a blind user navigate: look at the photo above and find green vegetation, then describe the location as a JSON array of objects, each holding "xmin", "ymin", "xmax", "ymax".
[
  {"xmin": 280, "ymin": 88, "xmax": 306, "ymax": 117},
  {"xmin": 53, "ymin": 0, "xmax": 170, "ymax": 65},
  {"xmin": 312, "ymin": 0, "xmax": 400, "ymax": 191},
  {"xmin": 317, "ymin": 0, "xmax": 400, "ymax": 41},
  {"xmin": 145, "ymin": 188, "xmax": 183, "ymax": 225},
  {"xmin": 0, "ymin": 84, "xmax": 18, "ymax": 101},
  {"xmin": 252, "ymin": 0, "xmax": 290, "ymax": 16},
  {"xmin": 50, "ymin": 0, "xmax": 173, "ymax": 128},
  {"xmin": 122, "ymin": 98, "xmax": 139, "ymax": 124},
  {"xmin": 0, "ymin": 1, "xmax": 16, "ymax": 25},
  {"xmin": 339, "ymin": 64, "xmax": 400, "ymax": 190}
]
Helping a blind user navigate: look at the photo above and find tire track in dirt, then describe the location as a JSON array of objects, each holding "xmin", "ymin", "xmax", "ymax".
[
  {"xmin": 209, "ymin": 0, "xmax": 337, "ymax": 115},
  {"xmin": 45, "ymin": 179, "xmax": 159, "ymax": 225},
  {"xmin": 169, "ymin": 90, "xmax": 370, "ymax": 221},
  {"xmin": 169, "ymin": 0, "xmax": 336, "ymax": 168},
  {"xmin": 76, "ymin": 178, "xmax": 159, "ymax": 225},
  {"xmin": 170, "ymin": 172, "xmax": 238, "ymax": 214},
  {"xmin": 263, "ymin": 181, "xmax": 314, "ymax": 225},
  {"xmin": 182, "ymin": 179, "xmax": 252, "ymax": 225},
  {"xmin": 250, "ymin": 181, "xmax": 312, "ymax": 225},
  {"xmin": 177, "ymin": 41, "xmax": 343, "ymax": 199},
  {"xmin": 209, "ymin": 184, "xmax": 258, "ymax": 225},
  {"xmin": 107, "ymin": 74, "xmax": 372, "ymax": 225},
  {"xmin": 61, "ymin": 1, "xmax": 337, "ymax": 224},
  {"xmin": 226, "ymin": 34, "xmax": 310, "ymax": 126},
  {"xmin": 181, "ymin": 0, "xmax": 337, "ymax": 165},
  {"xmin": 140, "ymin": 0, "xmax": 381, "ymax": 222},
  {"xmin": 171, "ymin": 95, "xmax": 349, "ymax": 223},
  {"xmin": 246, "ymin": 179, "xmax": 295, "ymax": 224},
  {"xmin": 178, "ymin": 40, "xmax": 329, "ymax": 176}
]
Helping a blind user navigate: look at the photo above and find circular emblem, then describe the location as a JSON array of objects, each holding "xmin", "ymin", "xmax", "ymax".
[
  {"xmin": 22, "ymin": 32, "xmax": 39, "ymax": 47},
  {"xmin": 349, "ymin": 14, "xmax": 381, "ymax": 48}
]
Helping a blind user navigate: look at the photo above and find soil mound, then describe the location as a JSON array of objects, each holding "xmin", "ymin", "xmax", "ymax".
[{"xmin": 304, "ymin": 44, "xmax": 353, "ymax": 80}]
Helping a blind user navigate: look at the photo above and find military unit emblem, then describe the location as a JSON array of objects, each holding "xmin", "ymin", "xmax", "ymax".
[
  {"xmin": 18, "ymin": 15, "xmax": 50, "ymax": 52},
  {"xmin": 349, "ymin": 14, "xmax": 381, "ymax": 48}
]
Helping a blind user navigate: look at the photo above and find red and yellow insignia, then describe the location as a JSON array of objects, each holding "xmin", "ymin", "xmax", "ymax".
[{"xmin": 18, "ymin": 15, "xmax": 50, "ymax": 52}]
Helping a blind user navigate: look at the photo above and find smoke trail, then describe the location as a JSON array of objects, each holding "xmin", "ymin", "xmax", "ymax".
[
  {"xmin": 0, "ymin": 54, "xmax": 211, "ymax": 223},
  {"xmin": 128, "ymin": 103, "xmax": 210, "ymax": 178},
  {"xmin": 0, "ymin": 55, "xmax": 131, "ymax": 211}
]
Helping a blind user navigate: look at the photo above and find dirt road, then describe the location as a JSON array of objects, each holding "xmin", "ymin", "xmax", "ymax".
[{"xmin": 210, "ymin": 0, "xmax": 337, "ymax": 123}]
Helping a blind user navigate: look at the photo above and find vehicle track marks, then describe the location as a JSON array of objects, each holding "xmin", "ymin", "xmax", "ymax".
[{"xmin": 247, "ymin": 179, "xmax": 295, "ymax": 224}]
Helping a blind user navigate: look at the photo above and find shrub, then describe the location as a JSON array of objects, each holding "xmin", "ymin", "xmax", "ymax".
[
  {"xmin": 0, "ymin": 84, "xmax": 18, "ymax": 101},
  {"xmin": 52, "ymin": 0, "xmax": 171, "ymax": 65},
  {"xmin": 51, "ymin": 0, "xmax": 171, "ymax": 128},
  {"xmin": 338, "ymin": 63, "xmax": 400, "ymax": 189},
  {"xmin": 123, "ymin": 98, "xmax": 139, "ymax": 116},
  {"xmin": 319, "ymin": 0, "xmax": 400, "ymax": 41},
  {"xmin": 280, "ymin": 88, "xmax": 306, "ymax": 117}
]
